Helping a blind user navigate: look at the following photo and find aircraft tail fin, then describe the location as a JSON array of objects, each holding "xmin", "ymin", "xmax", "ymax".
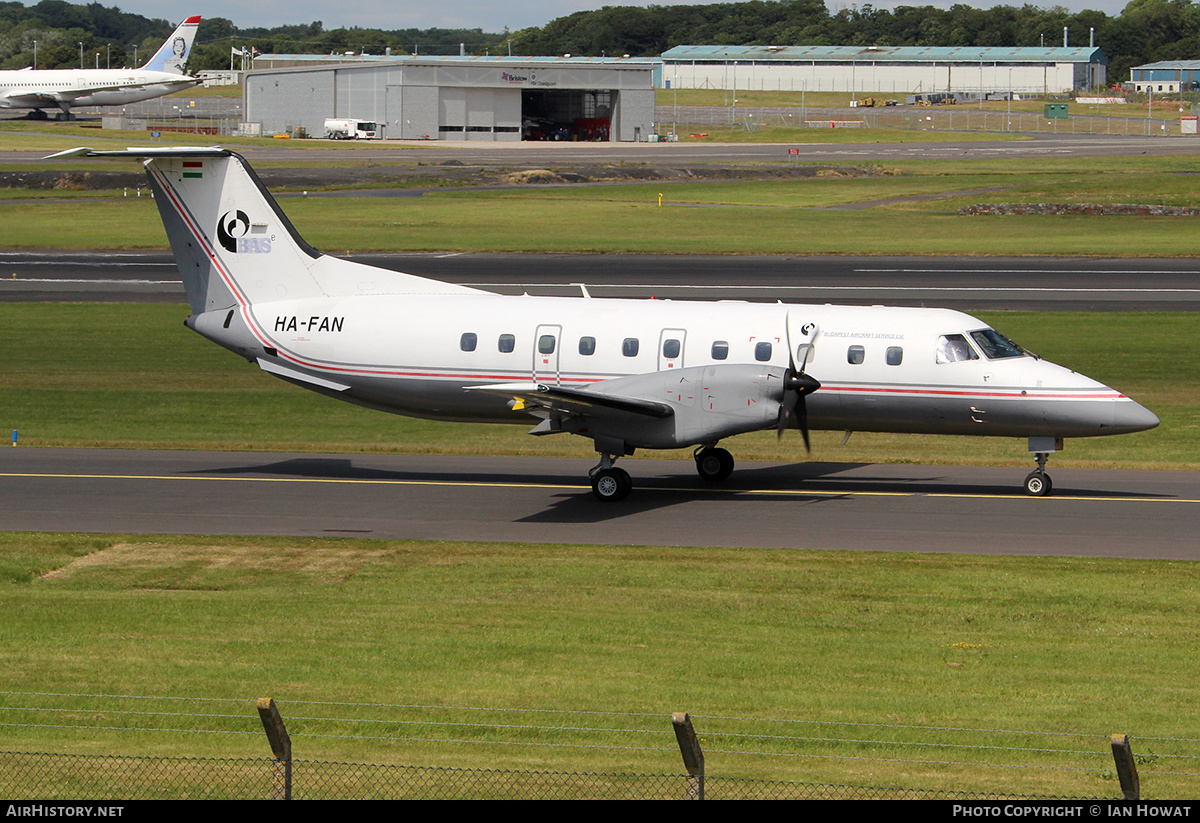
[
  {"xmin": 141, "ymin": 16, "xmax": 201, "ymax": 75},
  {"xmin": 46, "ymin": 146, "xmax": 480, "ymax": 315}
]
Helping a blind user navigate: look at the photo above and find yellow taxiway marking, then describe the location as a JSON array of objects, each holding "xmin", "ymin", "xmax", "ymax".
[{"xmin": 3, "ymin": 471, "xmax": 1198, "ymax": 504}]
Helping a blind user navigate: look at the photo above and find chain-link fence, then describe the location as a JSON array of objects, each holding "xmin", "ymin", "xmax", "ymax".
[
  {"xmin": 0, "ymin": 695, "xmax": 1180, "ymax": 799},
  {"xmin": 657, "ymin": 104, "xmax": 1196, "ymax": 137},
  {"xmin": 0, "ymin": 750, "xmax": 1063, "ymax": 800}
]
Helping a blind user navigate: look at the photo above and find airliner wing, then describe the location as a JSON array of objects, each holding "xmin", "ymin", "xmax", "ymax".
[
  {"xmin": 2, "ymin": 90, "xmax": 64, "ymax": 106},
  {"xmin": 468, "ymin": 381, "xmax": 674, "ymax": 419}
]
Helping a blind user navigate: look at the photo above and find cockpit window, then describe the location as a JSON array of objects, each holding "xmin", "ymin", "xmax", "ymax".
[
  {"xmin": 970, "ymin": 328, "xmax": 1026, "ymax": 360},
  {"xmin": 936, "ymin": 334, "xmax": 979, "ymax": 364}
]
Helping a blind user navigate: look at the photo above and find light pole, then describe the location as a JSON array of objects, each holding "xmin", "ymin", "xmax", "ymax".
[
  {"xmin": 78, "ymin": 41, "xmax": 83, "ymax": 69},
  {"xmin": 672, "ymin": 73, "xmax": 678, "ymax": 137}
]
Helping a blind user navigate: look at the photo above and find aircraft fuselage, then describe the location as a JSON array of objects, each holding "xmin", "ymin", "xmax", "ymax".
[{"xmin": 186, "ymin": 292, "xmax": 1157, "ymax": 451}]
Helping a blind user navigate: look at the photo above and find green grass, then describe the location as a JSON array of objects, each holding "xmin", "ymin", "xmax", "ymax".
[
  {"xmin": 8, "ymin": 153, "xmax": 1200, "ymax": 254},
  {"xmin": 656, "ymin": 87, "xmax": 1185, "ymax": 120},
  {"xmin": 0, "ymin": 304, "xmax": 1190, "ymax": 468},
  {"xmin": 0, "ymin": 532, "xmax": 1196, "ymax": 797}
]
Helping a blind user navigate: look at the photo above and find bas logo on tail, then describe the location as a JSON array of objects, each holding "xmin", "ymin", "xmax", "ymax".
[
  {"xmin": 217, "ymin": 210, "xmax": 272, "ymax": 254},
  {"xmin": 217, "ymin": 210, "xmax": 248, "ymax": 252}
]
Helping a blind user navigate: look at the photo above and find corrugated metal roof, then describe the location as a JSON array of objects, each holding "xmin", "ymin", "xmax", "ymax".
[
  {"xmin": 1132, "ymin": 60, "xmax": 1200, "ymax": 70},
  {"xmin": 255, "ymin": 53, "xmax": 657, "ymax": 65},
  {"xmin": 662, "ymin": 45, "xmax": 1106, "ymax": 64}
]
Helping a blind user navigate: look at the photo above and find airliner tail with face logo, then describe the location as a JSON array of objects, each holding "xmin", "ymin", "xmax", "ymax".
[
  {"xmin": 48, "ymin": 146, "xmax": 1160, "ymax": 500},
  {"xmin": 0, "ymin": 17, "xmax": 201, "ymax": 120}
]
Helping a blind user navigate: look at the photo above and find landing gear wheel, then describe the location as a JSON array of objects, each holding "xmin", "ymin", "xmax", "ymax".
[
  {"xmin": 695, "ymin": 447, "xmax": 734, "ymax": 483},
  {"xmin": 591, "ymin": 467, "xmax": 632, "ymax": 501},
  {"xmin": 1024, "ymin": 471, "xmax": 1052, "ymax": 497}
]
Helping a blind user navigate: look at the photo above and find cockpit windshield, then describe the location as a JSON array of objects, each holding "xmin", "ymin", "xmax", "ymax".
[
  {"xmin": 936, "ymin": 334, "xmax": 978, "ymax": 364},
  {"xmin": 969, "ymin": 328, "xmax": 1027, "ymax": 360}
]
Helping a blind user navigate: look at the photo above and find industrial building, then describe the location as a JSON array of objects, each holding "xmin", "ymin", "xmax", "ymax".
[
  {"xmin": 660, "ymin": 45, "xmax": 1107, "ymax": 95},
  {"xmin": 242, "ymin": 55, "xmax": 657, "ymax": 141},
  {"xmin": 1128, "ymin": 60, "xmax": 1200, "ymax": 93}
]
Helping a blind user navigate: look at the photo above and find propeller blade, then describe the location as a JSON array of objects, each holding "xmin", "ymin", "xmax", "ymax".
[
  {"xmin": 797, "ymin": 393, "xmax": 811, "ymax": 452},
  {"xmin": 777, "ymin": 388, "xmax": 797, "ymax": 439}
]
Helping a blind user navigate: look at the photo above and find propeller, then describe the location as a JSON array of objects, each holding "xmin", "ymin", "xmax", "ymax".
[{"xmin": 777, "ymin": 340, "xmax": 821, "ymax": 451}]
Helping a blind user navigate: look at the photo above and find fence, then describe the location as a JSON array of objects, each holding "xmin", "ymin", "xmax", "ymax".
[
  {"xmin": 0, "ymin": 693, "xmax": 1184, "ymax": 800},
  {"xmin": 657, "ymin": 105, "xmax": 1196, "ymax": 137},
  {"xmin": 0, "ymin": 750, "xmax": 1081, "ymax": 800}
]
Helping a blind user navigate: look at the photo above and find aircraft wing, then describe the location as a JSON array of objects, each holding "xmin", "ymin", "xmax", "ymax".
[
  {"xmin": 2, "ymin": 90, "xmax": 66, "ymax": 106},
  {"xmin": 467, "ymin": 381, "xmax": 674, "ymax": 419}
]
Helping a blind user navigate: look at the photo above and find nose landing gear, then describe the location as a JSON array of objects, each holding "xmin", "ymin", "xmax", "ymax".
[{"xmin": 1024, "ymin": 451, "xmax": 1052, "ymax": 497}]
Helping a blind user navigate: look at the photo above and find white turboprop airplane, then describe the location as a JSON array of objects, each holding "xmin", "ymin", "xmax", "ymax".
[
  {"xmin": 0, "ymin": 16, "xmax": 201, "ymax": 121},
  {"xmin": 51, "ymin": 146, "xmax": 1160, "ymax": 500}
]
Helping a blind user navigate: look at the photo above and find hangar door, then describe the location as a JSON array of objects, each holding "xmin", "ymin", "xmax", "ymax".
[
  {"xmin": 438, "ymin": 88, "xmax": 521, "ymax": 141},
  {"xmin": 522, "ymin": 89, "xmax": 614, "ymax": 141}
]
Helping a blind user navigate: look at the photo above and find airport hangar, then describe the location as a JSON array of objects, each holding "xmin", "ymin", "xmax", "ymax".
[
  {"xmin": 660, "ymin": 45, "xmax": 1107, "ymax": 95},
  {"xmin": 243, "ymin": 54, "xmax": 659, "ymax": 141}
]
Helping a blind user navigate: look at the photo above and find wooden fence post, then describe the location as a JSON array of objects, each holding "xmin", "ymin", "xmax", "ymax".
[
  {"xmin": 672, "ymin": 712, "xmax": 705, "ymax": 800},
  {"xmin": 1110, "ymin": 733, "xmax": 1139, "ymax": 800},
  {"xmin": 258, "ymin": 698, "xmax": 292, "ymax": 800}
]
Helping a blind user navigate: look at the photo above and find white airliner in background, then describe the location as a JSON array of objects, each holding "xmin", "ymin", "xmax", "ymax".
[
  {"xmin": 51, "ymin": 146, "xmax": 1161, "ymax": 500},
  {"xmin": 1, "ymin": 16, "xmax": 201, "ymax": 120}
]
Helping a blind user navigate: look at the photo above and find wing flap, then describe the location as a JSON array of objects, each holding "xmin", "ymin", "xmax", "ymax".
[{"xmin": 468, "ymin": 381, "xmax": 673, "ymax": 419}]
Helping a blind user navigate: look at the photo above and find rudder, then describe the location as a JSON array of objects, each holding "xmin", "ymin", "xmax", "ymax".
[{"xmin": 141, "ymin": 16, "xmax": 201, "ymax": 75}]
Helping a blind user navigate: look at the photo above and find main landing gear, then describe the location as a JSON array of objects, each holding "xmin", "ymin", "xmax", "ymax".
[
  {"xmin": 694, "ymin": 445, "xmax": 734, "ymax": 483},
  {"xmin": 590, "ymin": 445, "xmax": 737, "ymax": 501},
  {"xmin": 1024, "ymin": 452, "xmax": 1052, "ymax": 497},
  {"xmin": 589, "ymin": 454, "xmax": 632, "ymax": 501}
]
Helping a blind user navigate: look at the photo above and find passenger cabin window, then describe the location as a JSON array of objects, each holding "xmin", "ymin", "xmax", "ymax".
[
  {"xmin": 538, "ymin": 335, "xmax": 556, "ymax": 355},
  {"xmin": 711, "ymin": 341, "xmax": 729, "ymax": 360},
  {"xmin": 579, "ymin": 336, "xmax": 596, "ymax": 356},
  {"xmin": 847, "ymin": 345, "xmax": 865, "ymax": 365},
  {"xmin": 936, "ymin": 334, "xmax": 979, "ymax": 364},
  {"xmin": 755, "ymin": 342, "xmax": 772, "ymax": 362},
  {"xmin": 886, "ymin": 346, "xmax": 903, "ymax": 366},
  {"xmin": 460, "ymin": 332, "xmax": 477, "ymax": 352},
  {"xmin": 970, "ymin": 329, "xmax": 1025, "ymax": 360},
  {"xmin": 662, "ymin": 339, "xmax": 681, "ymax": 359},
  {"xmin": 498, "ymin": 334, "xmax": 516, "ymax": 353},
  {"xmin": 622, "ymin": 338, "xmax": 640, "ymax": 357}
]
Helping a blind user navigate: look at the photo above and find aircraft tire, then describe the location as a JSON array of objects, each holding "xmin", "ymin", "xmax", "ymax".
[
  {"xmin": 591, "ymin": 467, "xmax": 632, "ymax": 501},
  {"xmin": 695, "ymin": 447, "xmax": 735, "ymax": 483},
  {"xmin": 1024, "ymin": 471, "xmax": 1052, "ymax": 497}
]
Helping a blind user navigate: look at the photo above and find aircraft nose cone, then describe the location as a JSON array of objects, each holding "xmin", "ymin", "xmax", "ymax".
[{"xmin": 1113, "ymin": 399, "xmax": 1160, "ymax": 434}]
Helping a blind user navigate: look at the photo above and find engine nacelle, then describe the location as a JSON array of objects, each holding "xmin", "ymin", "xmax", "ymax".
[{"xmin": 583, "ymin": 363, "xmax": 788, "ymax": 450}]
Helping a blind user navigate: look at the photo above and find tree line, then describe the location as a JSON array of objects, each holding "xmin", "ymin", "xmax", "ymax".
[{"xmin": 2, "ymin": 0, "xmax": 1197, "ymax": 86}]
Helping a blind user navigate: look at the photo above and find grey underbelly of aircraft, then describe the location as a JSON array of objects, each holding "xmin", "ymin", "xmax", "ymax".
[{"xmin": 815, "ymin": 392, "xmax": 1158, "ymax": 438}]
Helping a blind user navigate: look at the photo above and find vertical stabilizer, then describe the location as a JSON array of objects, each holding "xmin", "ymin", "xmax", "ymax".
[
  {"xmin": 44, "ymin": 145, "xmax": 483, "ymax": 316},
  {"xmin": 141, "ymin": 16, "xmax": 202, "ymax": 74},
  {"xmin": 142, "ymin": 149, "xmax": 328, "ymax": 314}
]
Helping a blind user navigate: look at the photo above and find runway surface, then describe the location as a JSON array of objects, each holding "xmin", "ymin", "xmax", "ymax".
[
  {"xmin": 4, "ymin": 250, "xmax": 1199, "ymax": 310},
  {"xmin": 6, "ymin": 131, "xmax": 1200, "ymax": 164},
  {"xmin": 3, "ymin": 448, "xmax": 1196, "ymax": 560}
]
